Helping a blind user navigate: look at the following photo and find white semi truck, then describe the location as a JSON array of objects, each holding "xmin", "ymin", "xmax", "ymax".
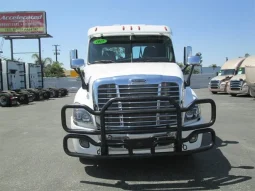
[
  {"xmin": 61, "ymin": 25, "xmax": 216, "ymax": 164},
  {"xmin": 227, "ymin": 56, "xmax": 255, "ymax": 96}
]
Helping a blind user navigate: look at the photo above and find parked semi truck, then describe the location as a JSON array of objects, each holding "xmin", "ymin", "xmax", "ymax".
[
  {"xmin": 25, "ymin": 62, "xmax": 68, "ymax": 99},
  {"xmin": 245, "ymin": 56, "xmax": 255, "ymax": 98},
  {"xmin": 0, "ymin": 59, "xmax": 33, "ymax": 107},
  {"xmin": 208, "ymin": 57, "xmax": 245, "ymax": 94},
  {"xmin": 60, "ymin": 25, "xmax": 217, "ymax": 165},
  {"xmin": 227, "ymin": 56, "xmax": 255, "ymax": 96}
]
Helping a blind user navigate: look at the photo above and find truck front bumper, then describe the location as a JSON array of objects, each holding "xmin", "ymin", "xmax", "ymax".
[
  {"xmin": 61, "ymin": 96, "xmax": 216, "ymax": 159},
  {"xmin": 209, "ymin": 84, "xmax": 227, "ymax": 92},
  {"xmin": 227, "ymin": 85, "xmax": 249, "ymax": 95}
]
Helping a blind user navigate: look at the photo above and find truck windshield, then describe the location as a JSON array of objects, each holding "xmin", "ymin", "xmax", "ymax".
[
  {"xmin": 218, "ymin": 69, "xmax": 235, "ymax": 76},
  {"xmin": 88, "ymin": 35, "xmax": 175, "ymax": 64},
  {"xmin": 237, "ymin": 67, "xmax": 245, "ymax": 74}
]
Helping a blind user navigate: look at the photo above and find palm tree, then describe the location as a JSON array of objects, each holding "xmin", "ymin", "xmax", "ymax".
[
  {"xmin": 31, "ymin": 53, "xmax": 53, "ymax": 67},
  {"xmin": 245, "ymin": 53, "xmax": 250, "ymax": 58},
  {"xmin": 210, "ymin": 64, "xmax": 217, "ymax": 70}
]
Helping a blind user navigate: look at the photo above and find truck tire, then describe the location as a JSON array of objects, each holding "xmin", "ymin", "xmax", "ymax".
[
  {"xmin": 59, "ymin": 88, "xmax": 68, "ymax": 96},
  {"xmin": 46, "ymin": 88, "xmax": 59, "ymax": 98},
  {"xmin": 41, "ymin": 89, "xmax": 50, "ymax": 100},
  {"xmin": 11, "ymin": 91, "xmax": 28, "ymax": 105},
  {"xmin": 27, "ymin": 89, "xmax": 42, "ymax": 101},
  {"xmin": 230, "ymin": 94, "xmax": 237, "ymax": 97},
  {"xmin": 212, "ymin": 92, "xmax": 217, "ymax": 94},
  {"xmin": 59, "ymin": 89, "xmax": 66, "ymax": 97},
  {"xmin": 0, "ymin": 94, "xmax": 11, "ymax": 107},
  {"xmin": 249, "ymin": 88, "xmax": 255, "ymax": 98},
  {"xmin": 20, "ymin": 94, "xmax": 29, "ymax": 104}
]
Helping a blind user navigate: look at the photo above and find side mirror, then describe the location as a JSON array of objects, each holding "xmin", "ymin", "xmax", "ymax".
[
  {"xmin": 69, "ymin": 49, "xmax": 85, "ymax": 69},
  {"xmin": 69, "ymin": 49, "xmax": 88, "ymax": 90},
  {"xmin": 71, "ymin": 59, "xmax": 85, "ymax": 69},
  {"xmin": 216, "ymin": 72, "xmax": 219, "ymax": 76},
  {"xmin": 186, "ymin": 46, "xmax": 192, "ymax": 58},
  {"xmin": 187, "ymin": 55, "xmax": 201, "ymax": 66},
  {"xmin": 183, "ymin": 46, "xmax": 192, "ymax": 65}
]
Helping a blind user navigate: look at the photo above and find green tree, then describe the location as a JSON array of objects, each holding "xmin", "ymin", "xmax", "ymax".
[
  {"xmin": 177, "ymin": 62, "xmax": 200, "ymax": 75},
  {"xmin": 31, "ymin": 53, "xmax": 53, "ymax": 67},
  {"xmin": 195, "ymin": 52, "xmax": 203, "ymax": 64},
  {"xmin": 44, "ymin": 61, "xmax": 66, "ymax": 77},
  {"xmin": 210, "ymin": 64, "xmax": 218, "ymax": 70}
]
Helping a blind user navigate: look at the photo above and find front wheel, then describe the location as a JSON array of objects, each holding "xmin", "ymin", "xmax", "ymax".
[
  {"xmin": 19, "ymin": 94, "xmax": 29, "ymax": 104},
  {"xmin": 249, "ymin": 88, "xmax": 255, "ymax": 98},
  {"xmin": 211, "ymin": 92, "xmax": 217, "ymax": 94},
  {"xmin": 230, "ymin": 94, "xmax": 237, "ymax": 97}
]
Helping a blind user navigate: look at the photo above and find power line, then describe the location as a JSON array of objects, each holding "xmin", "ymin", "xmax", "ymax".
[{"xmin": 52, "ymin": 44, "xmax": 60, "ymax": 62}]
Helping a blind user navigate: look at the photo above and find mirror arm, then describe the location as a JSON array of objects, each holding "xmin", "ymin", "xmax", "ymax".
[
  {"xmin": 185, "ymin": 65, "xmax": 195, "ymax": 87},
  {"xmin": 74, "ymin": 68, "xmax": 88, "ymax": 91},
  {"xmin": 182, "ymin": 64, "xmax": 189, "ymax": 73},
  {"xmin": 183, "ymin": 47, "xmax": 187, "ymax": 65}
]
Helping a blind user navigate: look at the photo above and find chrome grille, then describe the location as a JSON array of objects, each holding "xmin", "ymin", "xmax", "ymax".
[
  {"xmin": 230, "ymin": 80, "xmax": 242, "ymax": 91},
  {"xmin": 210, "ymin": 80, "xmax": 219, "ymax": 89},
  {"xmin": 96, "ymin": 82, "xmax": 180, "ymax": 130}
]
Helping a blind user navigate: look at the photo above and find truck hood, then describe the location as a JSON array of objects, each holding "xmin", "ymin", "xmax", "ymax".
[
  {"xmin": 230, "ymin": 74, "xmax": 246, "ymax": 81},
  {"xmin": 211, "ymin": 75, "xmax": 233, "ymax": 82},
  {"xmin": 84, "ymin": 62, "xmax": 184, "ymax": 83}
]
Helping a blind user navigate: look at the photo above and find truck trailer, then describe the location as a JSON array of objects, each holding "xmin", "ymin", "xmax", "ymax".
[
  {"xmin": 60, "ymin": 24, "xmax": 217, "ymax": 165},
  {"xmin": 0, "ymin": 59, "xmax": 18, "ymax": 107},
  {"xmin": 0, "ymin": 59, "xmax": 33, "ymax": 106},
  {"xmin": 245, "ymin": 56, "xmax": 255, "ymax": 98}
]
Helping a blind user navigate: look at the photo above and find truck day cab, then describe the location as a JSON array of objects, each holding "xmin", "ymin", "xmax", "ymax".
[{"xmin": 61, "ymin": 25, "xmax": 216, "ymax": 164}]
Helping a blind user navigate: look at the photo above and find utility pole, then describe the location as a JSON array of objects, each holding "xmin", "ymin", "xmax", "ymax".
[{"xmin": 52, "ymin": 44, "xmax": 60, "ymax": 62}]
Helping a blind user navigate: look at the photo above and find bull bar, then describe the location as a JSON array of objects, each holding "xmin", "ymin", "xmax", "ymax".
[{"xmin": 61, "ymin": 96, "xmax": 216, "ymax": 159}]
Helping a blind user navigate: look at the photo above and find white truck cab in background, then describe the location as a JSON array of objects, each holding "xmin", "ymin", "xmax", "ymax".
[{"xmin": 61, "ymin": 25, "xmax": 216, "ymax": 165}]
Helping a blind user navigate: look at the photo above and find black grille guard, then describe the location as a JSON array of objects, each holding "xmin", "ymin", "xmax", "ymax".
[{"xmin": 61, "ymin": 96, "xmax": 216, "ymax": 158}]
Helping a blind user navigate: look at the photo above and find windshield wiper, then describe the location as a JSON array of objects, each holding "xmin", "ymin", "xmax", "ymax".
[{"xmin": 92, "ymin": 60, "xmax": 115, "ymax": 64}]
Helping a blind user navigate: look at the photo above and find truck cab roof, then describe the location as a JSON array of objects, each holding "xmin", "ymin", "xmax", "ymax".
[
  {"xmin": 221, "ymin": 57, "xmax": 245, "ymax": 70},
  {"xmin": 240, "ymin": 55, "xmax": 255, "ymax": 67},
  {"xmin": 88, "ymin": 24, "xmax": 172, "ymax": 37}
]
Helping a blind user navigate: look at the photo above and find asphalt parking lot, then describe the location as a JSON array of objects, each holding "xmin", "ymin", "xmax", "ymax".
[{"xmin": 0, "ymin": 88, "xmax": 255, "ymax": 191}]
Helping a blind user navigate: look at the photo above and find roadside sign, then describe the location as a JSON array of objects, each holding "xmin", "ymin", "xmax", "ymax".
[{"xmin": 0, "ymin": 11, "xmax": 47, "ymax": 36}]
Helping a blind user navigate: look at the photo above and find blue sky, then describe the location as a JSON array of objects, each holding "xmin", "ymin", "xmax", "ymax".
[{"xmin": 1, "ymin": 0, "xmax": 254, "ymax": 69}]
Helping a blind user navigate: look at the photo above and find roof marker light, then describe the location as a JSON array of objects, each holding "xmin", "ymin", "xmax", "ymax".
[
  {"xmin": 122, "ymin": 26, "xmax": 125, "ymax": 30},
  {"xmin": 164, "ymin": 26, "xmax": 168, "ymax": 31},
  {"xmin": 138, "ymin": 26, "xmax": 140, "ymax": 30},
  {"xmin": 95, "ymin": 27, "xmax": 97, "ymax": 31},
  {"xmin": 130, "ymin": 26, "xmax": 133, "ymax": 30}
]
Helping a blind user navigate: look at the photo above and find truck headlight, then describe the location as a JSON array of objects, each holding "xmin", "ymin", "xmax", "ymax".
[
  {"xmin": 184, "ymin": 104, "xmax": 201, "ymax": 122},
  {"xmin": 73, "ymin": 108, "xmax": 94, "ymax": 128}
]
